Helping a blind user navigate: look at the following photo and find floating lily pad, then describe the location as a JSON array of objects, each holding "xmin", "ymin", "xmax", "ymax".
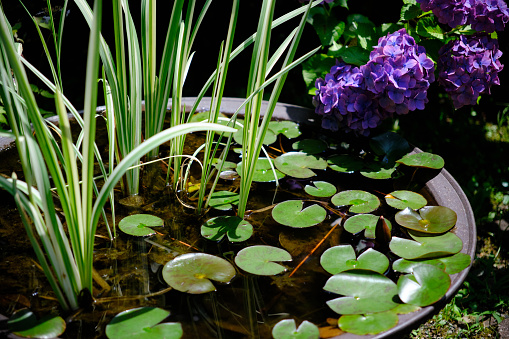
[
  {"xmin": 292, "ymin": 139, "xmax": 327, "ymax": 154},
  {"xmin": 360, "ymin": 163, "xmax": 397, "ymax": 179},
  {"xmin": 331, "ymin": 190, "xmax": 380, "ymax": 213},
  {"xmin": 389, "ymin": 231, "xmax": 463, "ymax": 260},
  {"xmin": 8, "ymin": 309, "xmax": 65, "ymax": 339},
  {"xmin": 324, "ymin": 270, "xmax": 399, "ymax": 314},
  {"xmin": 338, "ymin": 311, "xmax": 399, "ymax": 336},
  {"xmin": 369, "ymin": 131, "xmax": 411, "ymax": 165},
  {"xmin": 343, "ymin": 214, "xmax": 392, "ymax": 238},
  {"xmin": 119, "ymin": 214, "xmax": 164, "ymax": 237},
  {"xmin": 395, "ymin": 206, "xmax": 457, "ymax": 233},
  {"xmin": 304, "ymin": 181, "xmax": 336, "ymax": 197},
  {"xmin": 235, "ymin": 245, "xmax": 292, "ymax": 276},
  {"xmin": 236, "ymin": 158, "xmax": 285, "ymax": 182},
  {"xmin": 327, "ymin": 154, "xmax": 364, "ymax": 173},
  {"xmin": 274, "ymin": 152, "xmax": 327, "ymax": 178},
  {"xmin": 268, "ymin": 120, "xmax": 302, "ymax": 139},
  {"xmin": 105, "ymin": 307, "xmax": 182, "ymax": 339},
  {"xmin": 385, "ymin": 191, "xmax": 427, "ymax": 210},
  {"xmin": 272, "ymin": 200, "xmax": 326, "ymax": 228},
  {"xmin": 162, "ymin": 253, "xmax": 236, "ymax": 294},
  {"xmin": 234, "ymin": 127, "xmax": 277, "ymax": 145},
  {"xmin": 393, "ymin": 253, "xmax": 471, "ymax": 275},
  {"xmin": 212, "ymin": 159, "xmax": 237, "ymax": 171},
  {"xmin": 320, "ymin": 245, "xmax": 389, "ymax": 275},
  {"xmin": 397, "ymin": 264, "xmax": 451, "ymax": 307},
  {"xmin": 437, "ymin": 252, "xmax": 472, "ymax": 274},
  {"xmin": 201, "ymin": 216, "xmax": 253, "ymax": 242},
  {"xmin": 208, "ymin": 191, "xmax": 239, "ymax": 211},
  {"xmin": 397, "ymin": 152, "xmax": 445, "ymax": 169},
  {"xmin": 271, "ymin": 319, "xmax": 319, "ymax": 339}
]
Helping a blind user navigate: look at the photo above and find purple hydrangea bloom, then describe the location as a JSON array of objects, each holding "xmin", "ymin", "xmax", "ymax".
[{"xmin": 437, "ymin": 34, "xmax": 503, "ymax": 108}]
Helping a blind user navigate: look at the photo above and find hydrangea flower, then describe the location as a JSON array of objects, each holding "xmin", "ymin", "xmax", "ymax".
[{"xmin": 437, "ymin": 34, "xmax": 503, "ymax": 108}]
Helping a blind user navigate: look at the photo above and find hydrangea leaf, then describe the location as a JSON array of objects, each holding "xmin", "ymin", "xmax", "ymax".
[
  {"xmin": 292, "ymin": 139, "xmax": 327, "ymax": 155},
  {"xmin": 233, "ymin": 127, "xmax": 276, "ymax": 146},
  {"xmin": 201, "ymin": 216, "xmax": 253, "ymax": 242},
  {"xmin": 304, "ymin": 181, "xmax": 337, "ymax": 198},
  {"xmin": 268, "ymin": 121, "xmax": 301, "ymax": 139},
  {"xmin": 162, "ymin": 253, "xmax": 236, "ymax": 294},
  {"xmin": 397, "ymin": 264, "xmax": 451, "ymax": 306},
  {"xmin": 395, "ymin": 206, "xmax": 457, "ymax": 233},
  {"xmin": 119, "ymin": 214, "xmax": 164, "ymax": 237},
  {"xmin": 416, "ymin": 16, "xmax": 445, "ymax": 40},
  {"xmin": 327, "ymin": 154, "xmax": 364, "ymax": 173},
  {"xmin": 235, "ymin": 245, "xmax": 292, "ymax": 276},
  {"xmin": 338, "ymin": 311, "xmax": 399, "ymax": 336},
  {"xmin": 8, "ymin": 309, "xmax": 65, "ymax": 339},
  {"xmin": 343, "ymin": 214, "xmax": 392, "ymax": 238},
  {"xmin": 389, "ymin": 231, "xmax": 463, "ymax": 259},
  {"xmin": 271, "ymin": 319, "xmax": 319, "ymax": 339},
  {"xmin": 302, "ymin": 53, "xmax": 336, "ymax": 94},
  {"xmin": 208, "ymin": 191, "xmax": 239, "ymax": 211},
  {"xmin": 324, "ymin": 270, "xmax": 399, "ymax": 314},
  {"xmin": 105, "ymin": 307, "xmax": 183, "ymax": 339},
  {"xmin": 320, "ymin": 245, "xmax": 389, "ymax": 275},
  {"xmin": 331, "ymin": 190, "xmax": 380, "ymax": 213},
  {"xmin": 272, "ymin": 200, "xmax": 326, "ymax": 228},
  {"xmin": 236, "ymin": 158, "xmax": 285, "ymax": 182},
  {"xmin": 274, "ymin": 152, "xmax": 327, "ymax": 178},
  {"xmin": 400, "ymin": 3, "xmax": 422, "ymax": 21},
  {"xmin": 396, "ymin": 152, "xmax": 445, "ymax": 169},
  {"xmin": 385, "ymin": 190, "xmax": 427, "ymax": 210}
]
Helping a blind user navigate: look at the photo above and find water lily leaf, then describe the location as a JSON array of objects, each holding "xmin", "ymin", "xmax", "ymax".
[
  {"xmin": 272, "ymin": 200, "xmax": 327, "ymax": 228},
  {"xmin": 208, "ymin": 191, "xmax": 239, "ymax": 211},
  {"xmin": 327, "ymin": 154, "xmax": 364, "ymax": 173},
  {"xmin": 162, "ymin": 253, "xmax": 236, "ymax": 294},
  {"xmin": 274, "ymin": 152, "xmax": 327, "ymax": 178},
  {"xmin": 236, "ymin": 158, "xmax": 285, "ymax": 182},
  {"xmin": 338, "ymin": 311, "xmax": 399, "ymax": 335},
  {"xmin": 360, "ymin": 163, "xmax": 397, "ymax": 179},
  {"xmin": 292, "ymin": 139, "xmax": 327, "ymax": 154},
  {"xmin": 394, "ymin": 252, "xmax": 471, "ymax": 275},
  {"xmin": 119, "ymin": 214, "xmax": 164, "ymax": 237},
  {"xmin": 397, "ymin": 264, "xmax": 451, "ymax": 307},
  {"xmin": 8, "ymin": 309, "xmax": 65, "ymax": 338},
  {"xmin": 343, "ymin": 214, "xmax": 392, "ymax": 238},
  {"xmin": 201, "ymin": 216, "xmax": 253, "ymax": 242},
  {"xmin": 234, "ymin": 127, "xmax": 276, "ymax": 145},
  {"xmin": 369, "ymin": 131, "xmax": 411, "ymax": 165},
  {"xmin": 235, "ymin": 245, "xmax": 292, "ymax": 276},
  {"xmin": 324, "ymin": 270, "xmax": 399, "ymax": 314},
  {"xmin": 331, "ymin": 190, "xmax": 380, "ymax": 213},
  {"xmin": 395, "ymin": 206, "xmax": 457, "ymax": 233},
  {"xmin": 268, "ymin": 120, "xmax": 302, "ymax": 139},
  {"xmin": 385, "ymin": 191, "xmax": 427, "ymax": 210},
  {"xmin": 391, "ymin": 303, "xmax": 421, "ymax": 314},
  {"xmin": 271, "ymin": 319, "xmax": 319, "ymax": 339},
  {"xmin": 320, "ymin": 245, "xmax": 389, "ymax": 275},
  {"xmin": 105, "ymin": 307, "xmax": 182, "ymax": 339},
  {"xmin": 212, "ymin": 159, "xmax": 236, "ymax": 171},
  {"xmin": 392, "ymin": 258, "xmax": 446, "ymax": 273},
  {"xmin": 389, "ymin": 231, "xmax": 463, "ymax": 259},
  {"xmin": 397, "ymin": 152, "xmax": 445, "ymax": 169},
  {"xmin": 304, "ymin": 181, "xmax": 336, "ymax": 197}
]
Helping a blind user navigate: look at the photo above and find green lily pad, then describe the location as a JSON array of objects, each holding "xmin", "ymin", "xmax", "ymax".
[
  {"xmin": 395, "ymin": 206, "xmax": 457, "ymax": 233},
  {"xmin": 393, "ymin": 253, "xmax": 471, "ymax": 275},
  {"xmin": 8, "ymin": 309, "xmax": 65, "ymax": 339},
  {"xmin": 327, "ymin": 154, "xmax": 364, "ymax": 173},
  {"xmin": 272, "ymin": 200, "xmax": 327, "ymax": 228},
  {"xmin": 369, "ymin": 131, "xmax": 411, "ymax": 165},
  {"xmin": 271, "ymin": 319, "xmax": 319, "ymax": 339},
  {"xmin": 274, "ymin": 152, "xmax": 327, "ymax": 178},
  {"xmin": 212, "ymin": 159, "xmax": 237, "ymax": 171},
  {"xmin": 389, "ymin": 231, "xmax": 463, "ymax": 260},
  {"xmin": 391, "ymin": 303, "xmax": 421, "ymax": 314},
  {"xmin": 343, "ymin": 214, "xmax": 392, "ymax": 238},
  {"xmin": 208, "ymin": 191, "xmax": 239, "ymax": 211},
  {"xmin": 397, "ymin": 152, "xmax": 445, "ymax": 169},
  {"xmin": 331, "ymin": 190, "xmax": 380, "ymax": 213},
  {"xmin": 392, "ymin": 258, "xmax": 446, "ymax": 273},
  {"xmin": 385, "ymin": 191, "xmax": 427, "ymax": 210},
  {"xmin": 201, "ymin": 216, "xmax": 253, "ymax": 242},
  {"xmin": 304, "ymin": 181, "xmax": 336, "ymax": 198},
  {"xmin": 236, "ymin": 158, "xmax": 285, "ymax": 182},
  {"xmin": 360, "ymin": 163, "xmax": 397, "ymax": 179},
  {"xmin": 320, "ymin": 245, "xmax": 389, "ymax": 275},
  {"xmin": 119, "ymin": 214, "xmax": 164, "ymax": 237},
  {"xmin": 397, "ymin": 264, "xmax": 451, "ymax": 306},
  {"xmin": 338, "ymin": 311, "xmax": 399, "ymax": 336},
  {"xmin": 162, "ymin": 253, "xmax": 236, "ymax": 294},
  {"xmin": 324, "ymin": 270, "xmax": 399, "ymax": 314},
  {"xmin": 268, "ymin": 120, "xmax": 302, "ymax": 139},
  {"xmin": 234, "ymin": 127, "xmax": 276, "ymax": 145},
  {"xmin": 235, "ymin": 245, "xmax": 292, "ymax": 276},
  {"xmin": 105, "ymin": 307, "xmax": 182, "ymax": 339},
  {"xmin": 292, "ymin": 139, "xmax": 327, "ymax": 154}
]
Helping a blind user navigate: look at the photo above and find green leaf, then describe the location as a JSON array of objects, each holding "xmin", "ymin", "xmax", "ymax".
[
  {"xmin": 369, "ymin": 131, "xmax": 411, "ymax": 165},
  {"xmin": 397, "ymin": 264, "xmax": 451, "ymax": 306},
  {"xmin": 208, "ymin": 191, "xmax": 240, "ymax": 211},
  {"xmin": 360, "ymin": 163, "xmax": 397, "ymax": 179},
  {"xmin": 272, "ymin": 319, "xmax": 319, "ymax": 339},
  {"xmin": 393, "ymin": 258, "xmax": 446, "ymax": 274},
  {"xmin": 338, "ymin": 311, "xmax": 399, "ymax": 335},
  {"xmin": 233, "ymin": 127, "xmax": 276, "ymax": 146},
  {"xmin": 320, "ymin": 245, "xmax": 389, "ymax": 275},
  {"xmin": 331, "ymin": 190, "xmax": 380, "ymax": 213},
  {"xmin": 416, "ymin": 16, "xmax": 445, "ymax": 40},
  {"xmin": 274, "ymin": 152, "xmax": 327, "ymax": 178},
  {"xmin": 301, "ymin": 54, "xmax": 336, "ymax": 95},
  {"xmin": 389, "ymin": 230, "xmax": 463, "ymax": 259},
  {"xmin": 8, "ymin": 309, "xmax": 66, "ymax": 339},
  {"xmin": 304, "ymin": 181, "xmax": 337, "ymax": 198},
  {"xmin": 397, "ymin": 152, "xmax": 445, "ymax": 169},
  {"xmin": 272, "ymin": 200, "xmax": 327, "ymax": 228},
  {"xmin": 119, "ymin": 214, "xmax": 164, "ymax": 237},
  {"xmin": 385, "ymin": 191, "xmax": 427, "ymax": 210},
  {"xmin": 395, "ymin": 206, "xmax": 457, "ymax": 233},
  {"xmin": 308, "ymin": 10, "xmax": 345, "ymax": 47},
  {"xmin": 201, "ymin": 216, "xmax": 253, "ymax": 242},
  {"xmin": 292, "ymin": 139, "xmax": 327, "ymax": 155},
  {"xmin": 327, "ymin": 154, "xmax": 364, "ymax": 173},
  {"xmin": 394, "ymin": 252, "xmax": 470, "ymax": 275},
  {"xmin": 105, "ymin": 307, "xmax": 182, "ymax": 339},
  {"xmin": 162, "ymin": 253, "xmax": 236, "ymax": 294},
  {"xmin": 235, "ymin": 245, "xmax": 292, "ymax": 276},
  {"xmin": 237, "ymin": 158, "xmax": 285, "ymax": 182},
  {"xmin": 329, "ymin": 45, "xmax": 370, "ymax": 66},
  {"xmin": 400, "ymin": 3, "xmax": 422, "ymax": 21},
  {"xmin": 268, "ymin": 120, "xmax": 302, "ymax": 139},
  {"xmin": 343, "ymin": 214, "xmax": 392, "ymax": 238}
]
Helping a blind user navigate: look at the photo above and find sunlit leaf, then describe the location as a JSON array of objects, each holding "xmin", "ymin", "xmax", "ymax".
[
  {"xmin": 385, "ymin": 191, "xmax": 427, "ymax": 210},
  {"xmin": 395, "ymin": 206, "xmax": 457, "ymax": 233},
  {"xmin": 272, "ymin": 200, "xmax": 327, "ymax": 228},
  {"xmin": 343, "ymin": 214, "xmax": 392, "ymax": 238},
  {"xmin": 397, "ymin": 264, "xmax": 451, "ymax": 306},
  {"xmin": 201, "ymin": 216, "xmax": 253, "ymax": 242},
  {"xmin": 236, "ymin": 158, "xmax": 285, "ymax": 182},
  {"xmin": 320, "ymin": 245, "xmax": 389, "ymax": 274},
  {"xmin": 208, "ymin": 191, "xmax": 239, "ymax": 211},
  {"xmin": 235, "ymin": 245, "xmax": 292, "ymax": 276},
  {"xmin": 338, "ymin": 311, "xmax": 398, "ymax": 335},
  {"xmin": 304, "ymin": 181, "xmax": 336, "ymax": 197},
  {"xmin": 268, "ymin": 120, "xmax": 301, "ymax": 139},
  {"xmin": 234, "ymin": 127, "xmax": 276, "ymax": 145},
  {"xmin": 119, "ymin": 214, "xmax": 164, "ymax": 237},
  {"xmin": 8, "ymin": 309, "xmax": 65, "ymax": 339},
  {"xmin": 331, "ymin": 190, "xmax": 380, "ymax": 213},
  {"xmin": 389, "ymin": 231, "xmax": 463, "ymax": 259},
  {"xmin": 274, "ymin": 152, "xmax": 327, "ymax": 178},
  {"xmin": 272, "ymin": 319, "xmax": 319, "ymax": 339},
  {"xmin": 394, "ymin": 253, "xmax": 471, "ymax": 275},
  {"xmin": 397, "ymin": 152, "xmax": 445, "ymax": 169}
]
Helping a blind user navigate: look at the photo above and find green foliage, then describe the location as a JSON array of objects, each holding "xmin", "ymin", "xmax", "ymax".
[
  {"xmin": 119, "ymin": 214, "xmax": 164, "ymax": 236},
  {"xmin": 272, "ymin": 319, "xmax": 319, "ymax": 339},
  {"xmin": 8, "ymin": 309, "xmax": 66, "ymax": 339},
  {"xmin": 234, "ymin": 245, "xmax": 292, "ymax": 275},
  {"xmin": 272, "ymin": 200, "xmax": 327, "ymax": 228}
]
